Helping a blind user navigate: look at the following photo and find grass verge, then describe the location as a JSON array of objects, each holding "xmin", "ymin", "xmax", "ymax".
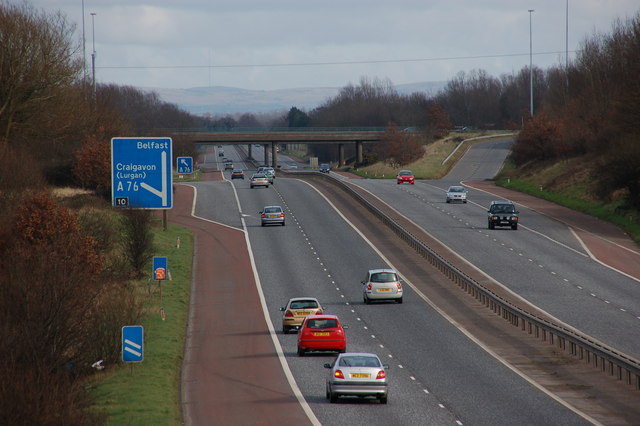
[
  {"xmin": 88, "ymin": 219, "xmax": 193, "ymax": 425},
  {"xmin": 495, "ymin": 174, "xmax": 640, "ymax": 243}
]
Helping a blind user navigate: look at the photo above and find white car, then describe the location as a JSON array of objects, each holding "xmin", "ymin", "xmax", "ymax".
[
  {"xmin": 362, "ymin": 269, "xmax": 403, "ymax": 304},
  {"xmin": 446, "ymin": 185, "xmax": 467, "ymax": 203}
]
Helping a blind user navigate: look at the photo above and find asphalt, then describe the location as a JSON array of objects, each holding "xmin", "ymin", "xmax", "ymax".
[{"xmin": 175, "ymin": 164, "xmax": 640, "ymax": 425}]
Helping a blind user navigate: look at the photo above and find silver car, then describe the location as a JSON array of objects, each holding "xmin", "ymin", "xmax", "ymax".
[
  {"xmin": 446, "ymin": 185, "xmax": 467, "ymax": 203},
  {"xmin": 362, "ymin": 268, "xmax": 403, "ymax": 304},
  {"xmin": 260, "ymin": 205, "xmax": 285, "ymax": 226},
  {"xmin": 324, "ymin": 353, "xmax": 389, "ymax": 404},
  {"xmin": 250, "ymin": 173, "xmax": 269, "ymax": 188}
]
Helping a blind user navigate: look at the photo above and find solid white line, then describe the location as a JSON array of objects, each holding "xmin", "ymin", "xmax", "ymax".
[
  {"xmin": 298, "ymin": 179, "xmax": 603, "ymax": 425},
  {"xmin": 179, "ymin": 182, "xmax": 320, "ymax": 426}
]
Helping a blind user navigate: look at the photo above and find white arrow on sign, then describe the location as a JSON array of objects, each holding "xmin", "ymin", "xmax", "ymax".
[{"xmin": 140, "ymin": 151, "xmax": 168, "ymax": 206}]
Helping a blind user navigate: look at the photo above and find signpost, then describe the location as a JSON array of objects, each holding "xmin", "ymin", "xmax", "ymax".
[
  {"xmin": 111, "ymin": 137, "xmax": 173, "ymax": 209},
  {"xmin": 153, "ymin": 256, "xmax": 168, "ymax": 299},
  {"xmin": 177, "ymin": 156, "xmax": 193, "ymax": 174},
  {"xmin": 122, "ymin": 325, "xmax": 144, "ymax": 363}
]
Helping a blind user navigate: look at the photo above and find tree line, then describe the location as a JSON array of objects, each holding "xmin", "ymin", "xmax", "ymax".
[{"xmin": 2, "ymin": 0, "xmax": 638, "ymax": 422}]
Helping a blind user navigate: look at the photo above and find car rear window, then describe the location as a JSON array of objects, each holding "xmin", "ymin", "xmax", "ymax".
[
  {"xmin": 306, "ymin": 318, "xmax": 337, "ymax": 329},
  {"xmin": 339, "ymin": 356, "xmax": 381, "ymax": 367},
  {"xmin": 370, "ymin": 272, "xmax": 397, "ymax": 283},
  {"xmin": 290, "ymin": 300, "xmax": 318, "ymax": 309},
  {"xmin": 264, "ymin": 207, "xmax": 282, "ymax": 213}
]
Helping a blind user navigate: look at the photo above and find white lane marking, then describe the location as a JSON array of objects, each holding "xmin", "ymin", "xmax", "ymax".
[
  {"xmin": 182, "ymin": 182, "xmax": 321, "ymax": 425},
  {"xmin": 298, "ymin": 179, "xmax": 602, "ymax": 425}
]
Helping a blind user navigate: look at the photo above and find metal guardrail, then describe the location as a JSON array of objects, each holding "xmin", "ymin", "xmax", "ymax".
[{"xmin": 285, "ymin": 169, "xmax": 640, "ymax": 391}]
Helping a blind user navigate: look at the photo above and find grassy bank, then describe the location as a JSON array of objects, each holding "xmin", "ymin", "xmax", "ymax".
[
  {"xmin": 89, "ymin": 220, "xmax": 193, "ymax": 425},
  {"xmin": 496, "ymin": 161, "xmax": 640, "ymax": 243}
]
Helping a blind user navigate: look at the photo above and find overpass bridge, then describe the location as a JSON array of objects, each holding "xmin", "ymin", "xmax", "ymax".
[{"xmin": 172, "ymin": 128, "xmax": 385, "ymax": 167}]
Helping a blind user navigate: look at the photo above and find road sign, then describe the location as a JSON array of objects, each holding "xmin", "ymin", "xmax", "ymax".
[
  {"xmin": 153, "ymin": 256, "xmax": 168, "ymax": 281},
  {"xmin": 177, "ymin": 156, "xmax": 193, "ymax": 174},
  {"xmin": 122, "ymin": 325, "xmax": 144, "ymax": 362},
  {"xmin": 111, "ymin": 137, "xmax": 173, "ymax": 209}
]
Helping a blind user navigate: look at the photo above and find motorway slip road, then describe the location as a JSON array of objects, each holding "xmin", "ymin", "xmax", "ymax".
[
  {"xmin": 172, "ymin": 175, "xmax": 313, "ymax": 425},
  {"xmin": 465, "ymin": 180, "xmax": 640, "ymax": 281}
]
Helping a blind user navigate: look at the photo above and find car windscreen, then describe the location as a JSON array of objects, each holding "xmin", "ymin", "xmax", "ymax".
[
  {"xmin": 306, "ymin": 318, "xmax": 337, "ymax": 329},
  {"xmin": 399, "ymin": 171, "xmax": 411, "ymax": 176},
  {"xmin": 370, "ymin": 272, "xmax": 397, "ymax": 283},
  {"xmin": 449, "ymin": 187, "xmax": 464, "ymax": 192}
]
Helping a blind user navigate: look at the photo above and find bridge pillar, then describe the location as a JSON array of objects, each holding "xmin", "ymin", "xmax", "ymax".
[
  {"xmin": 248, "ymin": 143, "xmax": 252, "ymax": 159},
  {"xmin": 271, "ymin": 142, "xmax": 278, "ymax": 168},
  {"xmin": 338, "ymin": 143, "xmax": 345, "ymax": 165},
  {"xmin": 356, "ymin": 141, "xmax": 363, "ymax": 164},
  {"xmin": 263, "ymin": 144, "xmax": 268, "ymax": 166}
]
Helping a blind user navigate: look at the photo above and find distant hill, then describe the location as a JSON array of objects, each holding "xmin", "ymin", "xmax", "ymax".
[{"xmin": 145, "ymin": 81, "xmax": 447, "ymax": 116}]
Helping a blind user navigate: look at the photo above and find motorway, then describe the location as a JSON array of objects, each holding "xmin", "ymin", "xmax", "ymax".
[
  {"xmin": 348, "ymin": 139, "xmax": 640, "ymax": 361},
  {"xmin": 177, "ymin": 143, "xmax": 625, "ymax": 425}
]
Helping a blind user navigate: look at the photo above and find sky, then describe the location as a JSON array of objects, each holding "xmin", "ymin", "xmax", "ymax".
[{"xmin": 26, "ymin": 0, "xmax": 640, "ymax": 91}]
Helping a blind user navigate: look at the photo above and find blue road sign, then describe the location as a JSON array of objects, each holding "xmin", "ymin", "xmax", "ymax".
[
  {"xmin": 153, "ymin": 256, "xmax": 168, "ymax": 281},
  {"xmin": 111, "ymin": 137, "xmax": 173, "ymax": 209},
  {"xmin": 122, "ymin": 325, "xmax": 144, "ymax": 362},
  {"xmin": 177, "ymin": 156, "xmax": 193, "ymax": 174}
]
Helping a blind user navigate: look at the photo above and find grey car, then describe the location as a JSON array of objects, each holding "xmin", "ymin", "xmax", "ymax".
[
  {"xmin": 260, "ymin": 205, "xmax": 285, "ymax": 226},
  {"xmin": 325, "ymin": 353, "xmax": 389, "ymax": 404},
  {"xmin": 362, "ymin": 268, "xmax": 403, "ymax": 304},
  {"xmin": 446, "ymin": 185, "xmax": 467, "ymax": 203}
]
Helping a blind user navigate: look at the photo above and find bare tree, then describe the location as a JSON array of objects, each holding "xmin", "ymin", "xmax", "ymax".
[{"xmin": 0, "ymin": 2, "xmax": 82, "ymax": 145}]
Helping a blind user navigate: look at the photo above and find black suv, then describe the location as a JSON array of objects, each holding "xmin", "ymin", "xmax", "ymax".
[{"xmin": 487, "ymin": 201, "xmax": 519, "ymax": 230}]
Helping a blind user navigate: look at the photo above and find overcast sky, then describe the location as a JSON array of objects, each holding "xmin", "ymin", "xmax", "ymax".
[{"xmin": 28, "ymin": 0, "xmax": 640, "ymax": 91}]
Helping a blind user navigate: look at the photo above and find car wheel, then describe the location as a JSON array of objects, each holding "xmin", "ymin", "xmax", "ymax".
[
  {"xmin": 329, "ymin": 392, "xmax": 338, "ymax": 403},
  {"xmin": 488, "ymin": 222, "xmax": 494, "ymax": 230},
  {"xmin": 297, "ymin": 346, "xmax": 305, "ymax": 357},
  {"xmin": 446, "ymin": 199, "xmax": 450, "ymax": 203},
  {"xmin": 261, "ymin": 223, "xmax": 265, "ymax": 227},
  {"xmin": 397, "ymin": 297, "xmax": 403, "ymax": 304},
  {"xmin": 380, "ymin": 395, "xmax": 388, "ymax": 404},
  {"xmin": 282, "ymin": 326, "xmax": 289, "ymax": 334},
  {"xmin": 463, "ymin": 200, "xmax": 467, "ymax": 203},
  {"xmin": 281, "ymin": 222, "xmax": 285, "ymax": 226},
  {"xmin": 364, "ymin": 295, "xmax": 370, "ymax": 305},
  {"xmin": 326, "ymin": 385, "xmax": 331, "ymax": 399},
  {"xmin": 338, "ymin": 348, "xmax": 346, "ymax": 354},
  {"xmin": 512, "ymin": 224, "xmax": 518, "ymax": 230}
]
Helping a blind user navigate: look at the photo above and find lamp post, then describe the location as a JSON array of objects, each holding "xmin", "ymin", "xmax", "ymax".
[
  {"xmin": 90, "ymin": 12, "xmax": 97, "ymax": 101},
  {"xmin": 82, "ymin": 1, "xmax": 86, "ymax": 82},
  {"xmin": 528, "ymin": 9, "xmax": 534, "ymax": 117}
]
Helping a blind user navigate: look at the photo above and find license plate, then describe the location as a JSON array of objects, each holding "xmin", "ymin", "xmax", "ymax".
[
  {"xmin": 313, "ymin": 332, "xmax": 329, "ymax": 336},
  {"xmin": 297, "ymin": 311, "xmax": 311, "ymax": 316},
  {"xmin": 350, "ymin": 373, "xmax": 370, "ymax": 378},
  {"xmin": 500, "ymin": 221, "xmax": 509, "ymax": 224},
  {"xmin": 269, "ymin": 214, "xmax": 278, "ymax": 218},
  {"xmin": 377, "ymin": 288, "xmax": 391, "ymax": 292}
]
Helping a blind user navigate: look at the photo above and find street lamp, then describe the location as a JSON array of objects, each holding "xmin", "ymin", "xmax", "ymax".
[
  {"xmin": 90, "ymin": 12, "xmax": 97, "ymax": 100},
  {"xmin": 528, "ymin": 9, "xmax": 534, "ymax": 117}
]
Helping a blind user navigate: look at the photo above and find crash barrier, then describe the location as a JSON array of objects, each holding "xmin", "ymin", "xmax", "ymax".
[{"xmin": 286, "ymin": 170, "xmax": 640, "ymax": 390}]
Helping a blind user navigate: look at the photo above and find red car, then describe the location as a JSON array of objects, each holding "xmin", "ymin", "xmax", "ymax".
[
  {"xmin": 397, "ymin": 170, "xmax": 415, "ymax": 184},
  {"xmin": 297, "ymin": 314, "xmax": 347, "ymax": 356}
]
